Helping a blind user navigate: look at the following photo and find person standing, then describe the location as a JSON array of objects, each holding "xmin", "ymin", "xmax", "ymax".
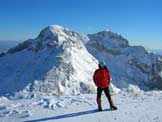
[{"xmin": 93, "ymin": 61, "xmax": 117, "ymax": 111}]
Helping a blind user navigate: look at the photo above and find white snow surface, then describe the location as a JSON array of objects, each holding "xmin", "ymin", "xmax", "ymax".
[{"xmin": 0, "ymin": 91, "xmax": 162, "ymax": 122}]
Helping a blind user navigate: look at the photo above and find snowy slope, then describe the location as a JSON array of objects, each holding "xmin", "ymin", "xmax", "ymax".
[
  {"xmin": 85, "ymin": 30, "xmax": 162, "ymax": 90},
  {"xmin": 0, "ymin": 25, "xmax": 98, "ymax": 96},
  {"xmin": 0, "ymin": 92, "xmax": 162, "ymax": 122}
]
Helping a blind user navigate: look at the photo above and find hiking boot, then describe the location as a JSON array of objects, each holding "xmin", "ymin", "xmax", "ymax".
[
  {"xmin": 98, "ymin": 106, "xmax": 102, "ymax": 111},
  {"xmin": 111, "ymin": 106, "xmax": 117, "ymax": 110}
]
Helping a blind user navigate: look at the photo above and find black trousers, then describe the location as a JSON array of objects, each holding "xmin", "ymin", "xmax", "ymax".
[{"xmin": 97, "ymin": 87, "xmax": 113, "ymax": 107}]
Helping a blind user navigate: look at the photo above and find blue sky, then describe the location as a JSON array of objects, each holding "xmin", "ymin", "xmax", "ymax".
[{"xmin": 0, "ymin": 0, "xmax": 162, "ymax": 49}]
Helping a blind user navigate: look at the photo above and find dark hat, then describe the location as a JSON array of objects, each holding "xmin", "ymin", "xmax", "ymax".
[{"xmin": 99, "ymin": 61, "xmax": 106, "ymax": 68}]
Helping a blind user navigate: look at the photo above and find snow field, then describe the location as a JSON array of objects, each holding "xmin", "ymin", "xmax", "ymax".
[{"xmin": 0, "ymin": 91, "xmax": 162, "ymax": 122}]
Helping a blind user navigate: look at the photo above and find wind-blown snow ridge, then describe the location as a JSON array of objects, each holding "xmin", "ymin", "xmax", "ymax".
[{"xmin": 0, "ymin": 25, "xmax": 162, "ymax": 97}]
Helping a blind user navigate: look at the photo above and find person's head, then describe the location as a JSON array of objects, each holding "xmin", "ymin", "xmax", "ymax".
[{"xmin": 98, "ymin": 61, "xmax": 106, "ymax": 69}]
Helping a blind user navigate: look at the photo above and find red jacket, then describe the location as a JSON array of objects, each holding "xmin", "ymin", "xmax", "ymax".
[{"xmin": 93, "ymin": 68, "xmax": 110, "ymax": 88}]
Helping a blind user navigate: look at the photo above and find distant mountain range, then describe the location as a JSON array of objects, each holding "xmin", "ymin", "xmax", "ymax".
[{"xmin": 0, "ymin": 40, "xmax": 21, "ymax": 52}]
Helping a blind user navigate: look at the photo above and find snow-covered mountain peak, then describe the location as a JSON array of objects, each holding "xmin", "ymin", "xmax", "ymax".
[
  {"xmin": 0, "ymin": 25, "xmax": 98, "ymax": 96},
  {"xmin": 1, "ymin": 25, "xmax": 84, "ymax": 55},
  {"xmin": 32, "ymin": 25, "xmax": 84, "ymax": 51},
  {"xmin": 87, "ymin": 30, "xmax": 129, "ymax": 48},
  {"xmin": 38, "ymin": 25, "xmax": 68, "ymax": 39},
  {"xmin": 48, "ymin": 25, "xmax": 65, "ymax": 30},
  {"xmin": 93, "ymin": 30, "xmax": 127, "ymax": 41},
  {"xmin": 37, "ymin": 25, "xmax": 78, "ymax": 41}
]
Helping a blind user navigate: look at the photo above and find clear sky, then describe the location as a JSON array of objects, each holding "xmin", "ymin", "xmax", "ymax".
[{"xmin": 0, "ymin": 0, "xmax": 162, "ymax": 49}]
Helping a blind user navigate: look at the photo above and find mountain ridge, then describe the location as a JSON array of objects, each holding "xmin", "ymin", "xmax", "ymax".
[{"xmin": 0, "ymin": 25, "xmax": 162, "ymax": 97}]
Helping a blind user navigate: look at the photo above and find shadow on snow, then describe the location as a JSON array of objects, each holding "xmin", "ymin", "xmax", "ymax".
[{"xmin": 24, "ymin": 109, "xmax": 112, "ymax": 122}]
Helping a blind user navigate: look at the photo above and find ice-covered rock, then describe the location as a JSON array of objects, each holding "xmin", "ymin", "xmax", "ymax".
[{"xmin": 87, "ymin": 30, "xmax": 129, "ymax": 48}]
